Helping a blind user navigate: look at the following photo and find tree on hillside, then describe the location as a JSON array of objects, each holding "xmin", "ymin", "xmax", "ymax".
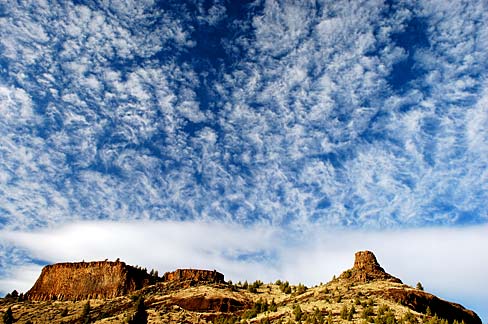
[
  {"xmin": 340, "ymin": 305, "xmax": 349, "ymax": 320},
  {"xmin": 81, "ymin": 301, "xmax": 91, "ymax": 324},
  {"xmin": 293, "ymin": 304, "xmax": 303, "ymax": 321},
  {"xmin": 127, "ymin": 295, "xmax": 148, "ymax": 324},
  {"xmin": 3, "ymin": 307, "xmax": 14, "ymax": 324},
  {"xmin": 416, "ymin": 282, "xmax": 424, "ymax": 291}
]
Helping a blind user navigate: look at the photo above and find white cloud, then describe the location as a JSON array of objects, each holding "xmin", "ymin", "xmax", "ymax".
[
  {"xmin": 197, "ymin": 1, "xmax": 227, "ymax": 27},
  {"xmin": 0, "ymin": 0, "xmax": 486, "ymax": 231},
  {"xmin": 0, "ymin": 221, "xmax": 487, "ymax": 319},
  {"xmin": 0, "ymin": 86, "xmax": 34, "ymax": 124}
]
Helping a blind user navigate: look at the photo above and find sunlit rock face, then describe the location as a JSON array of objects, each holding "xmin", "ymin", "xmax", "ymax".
[
  {"xmin": 26, "ymin": 260, "xmax": 152, "ymax": 301},
  {"xmin": 163, "ymin": 269, "xmax": 224, "ymax": 283},
  {"xmin": 339, "ymin": 250, "xmax": 402, "ymax": 283}
]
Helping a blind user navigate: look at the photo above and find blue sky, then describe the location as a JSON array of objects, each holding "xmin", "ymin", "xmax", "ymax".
[{"xmin": 0, "ymin": 0, "xmax": 487, "ymax": 320}]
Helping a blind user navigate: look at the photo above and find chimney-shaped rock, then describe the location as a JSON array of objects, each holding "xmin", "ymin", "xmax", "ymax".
[
  {"xmin": 353, "ymin": 251, "xmax": 385, "ymax": 273},
  {"xmin": 338, "ymin": 250, "xmax": 402, "ymax": 283}
]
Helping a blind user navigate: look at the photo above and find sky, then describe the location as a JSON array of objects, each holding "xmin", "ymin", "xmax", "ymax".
[{"xmin": 0, "ymin": 0, "xmax": 487, "ymax": 321}]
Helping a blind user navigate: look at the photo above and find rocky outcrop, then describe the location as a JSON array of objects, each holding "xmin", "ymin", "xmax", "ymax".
[
  {"xmin": 339, "ymin": 250, "xmax": 402, "ymax": 283},
  {"xmin": 163, "ymin": 269, "xmax": 224, "ymax": 283},
  {"xmin": 340, "ymin": 251, "xmax": 481, "ymax": 324},
  {"xmin": 379, "ymin": 288, "xmax": 482, "ymax": 324},
  {"xmin": 27, "ymin": 261, "xmax": 152, "ymax": 301},
  {"xmin": 171, "ymin": 295, "xmax": 250, "ymax": 312}
]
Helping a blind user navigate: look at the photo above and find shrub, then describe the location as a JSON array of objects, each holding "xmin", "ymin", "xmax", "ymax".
[
  {"xmin": 416, "ymin": 282, "xmax": 424, "ymax": 291},
  {"xmin": 81, "ymin": 302, "xmax": 91, "ymax": 324},
  {"xmin": 243, "ymin": 299, "xmax": 269, "ymax": 319},
  {"xmin": 279, "ymin": 281, "xmax": 292, "ymax": 294},
  {"xmin": 311, "ymin": 307, "xmax": 325, "ymax": 324},
  {"xmin": 2, "ymin": 307, "xmax": 14, "ymax": 324},
  {"xmin": 243, "ymin": 308, "xmax": 259, "ymax": 319},
  {"xmin": 374, "ymin": 309, "xmax": 397, "ymax": 324},
  {"xmin": 260, "ymin": 318, "xmax": 271, "ymax": 324},
  {"xmin": 293, "ymin": 304, "xmax": 303, "ymax": 321},
  {"xmin": 378, "ymin": 305, "xmax": 389, "ymax": 316},
  {"xmin": 327, "ymin": 313, "xmax": 333, "ymax": 324},
  {"xmin": 213, "ymin": 315, "xmax": 239, "ymax": 324},
  {"xmin": 362, "ymin": 305, "xmax": 375, "ymax": 318},
  {"xmin": 256, "ymin": 298, "xmax": 268, "ymax": 313},
  {"xmin": 341, "ymin": 305, "xmax": 349, "ymax": 320},
  {"xmin": 348, "ymin": 305, "xmax": 356, "ymax": 320},
  {"xmin": 402, "ymin": 311, "xmax": 418, "ymax": 324},
  {"xmin": 127, "ymin": 296, "xmax": 147, "ymax": 324},
  {"xmin": 269, "ymin": 299, "xmax": 278, "ymax": 312},
  {"xmin": 296, "ymin": 283, "xmax": 307, "ymax": 295}
]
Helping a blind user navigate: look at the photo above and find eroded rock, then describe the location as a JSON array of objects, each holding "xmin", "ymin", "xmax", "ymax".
[
  {"xmin": 338, "ymin": 250, "xmax": 402, "ymax": 283},
  {"xmin": 27, "ymin": 260, "xmax": 152, "ymax": 301},
  {"xmin": 379, "ymin": 288, "xmax": 482, "ymax": 324},
  {"xmin": 163, "ymin": 269, "xmax": 224, "ymax": 283}
]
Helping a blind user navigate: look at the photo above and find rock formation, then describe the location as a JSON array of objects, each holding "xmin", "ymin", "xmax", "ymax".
[
  {"xmin": 27, "ymin": 260, "xmax": 152, "ymax": 301},
  {"xmin": 339, "ymin": 250, "xmax": 402, "ymax": 283},
  {"xmin": 337, "ymin": 251, "xmax": 481, "ymax": 324},
  {"xmin": 2, "ymin": 252, "xmax": 483, "ymax": 324},
  {"xmin": 380, "ymin": 288, "xmax": 482, "ymax": 324},
  {"xmin": 171, "ymin": 294, "xmax": 250, "ymax": 313},
  {"xmin": 163, "ymin": 269, "xmax": 224, "ymax": 283}
]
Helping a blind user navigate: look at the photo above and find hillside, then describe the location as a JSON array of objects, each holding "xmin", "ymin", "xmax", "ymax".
[{"xmin": 0, "ymin": 251, "xmax": 481, "ymax": 324}]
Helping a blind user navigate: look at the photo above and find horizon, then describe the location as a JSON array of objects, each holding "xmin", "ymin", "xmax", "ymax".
[
  {"xmin": 1, "ymin": 0, "xmax": 487, "ymax": 321},
  {"xmin": 2, "ymin": 221, "xmax": 487, "ymax": 321}
]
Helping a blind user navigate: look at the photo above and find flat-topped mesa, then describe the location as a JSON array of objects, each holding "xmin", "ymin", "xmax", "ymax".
[
  {"xmin": 26, "ymin": 260, "xmax": 153, "ymax": 301},
  {"xmin": 163, "ymin": 269, "xmax": 224, "ymax": 283},
  {"xmin": 339, "ymin": 251, "xmax": 402, "ymax": 283}
]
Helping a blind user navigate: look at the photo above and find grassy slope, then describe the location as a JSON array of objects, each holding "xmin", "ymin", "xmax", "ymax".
[{"xmin": 0, "ymin": 278, "xmax": 432, "ymax": 324}]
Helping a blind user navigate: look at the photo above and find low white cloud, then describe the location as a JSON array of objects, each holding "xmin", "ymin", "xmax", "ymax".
[{"xmin": 1, "ymin": 221, "xmax": 487, "ymax": 319}]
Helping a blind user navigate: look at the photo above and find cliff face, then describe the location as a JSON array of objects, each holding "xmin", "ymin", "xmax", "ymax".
[
  {"xmin": 163, "ymin": 269, "xmax": 224, "ymax": 283},
  {"xmin": 339, "ymin": 250, "xmax": 402, "ymax": 283},
  {"xmin": 380, "ymin": 288, "xmax": 482, "ymax": 324},
  {"xmin": 27, "ymin": 261, "xmax": 152, "ymax": 301}
]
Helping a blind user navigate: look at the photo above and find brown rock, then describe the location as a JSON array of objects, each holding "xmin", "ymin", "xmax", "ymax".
[
  {"xmin": 163, "ymin": 269, "xmax": 224, "ymax": 283},
  {"xmin": 379, "ymin": 288, "xmax": 482, "ymax": 324},
  {"xmin": 26, "ymin": 260, "xmax": 152, "ymax": 301},
  {"xmin": 338, "ymin": 250, "xmax": 402, "ymax": 283},
  {"xmin": 171, "ymin": 295, "xmax": 249, "ymax": 312}
]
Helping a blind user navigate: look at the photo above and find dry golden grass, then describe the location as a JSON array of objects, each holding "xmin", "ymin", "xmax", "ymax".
[{"xmin": 0, "ymin": 279, "xmax": 436, "ymax": 324}]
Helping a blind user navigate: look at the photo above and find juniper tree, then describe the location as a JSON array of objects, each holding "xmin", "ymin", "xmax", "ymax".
[
  {"xmin": 127, "ymin": 295, "xmax": 148, "ymax": 324},
  {"xmin": 2, "ymin": 307, "xmax": 13, "ymax": 324},
  {"xmin": 416, "ymin": 282, "xmax": 424, "ymax": 291},
  {"xmin": 81, "ymin": 301, "xmax": 91, "ymax": 324}
]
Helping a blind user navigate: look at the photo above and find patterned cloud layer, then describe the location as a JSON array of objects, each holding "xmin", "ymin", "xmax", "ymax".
[{"xmin": 1, "ymin": 1, "xmax": 487, "ymax": 228}]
